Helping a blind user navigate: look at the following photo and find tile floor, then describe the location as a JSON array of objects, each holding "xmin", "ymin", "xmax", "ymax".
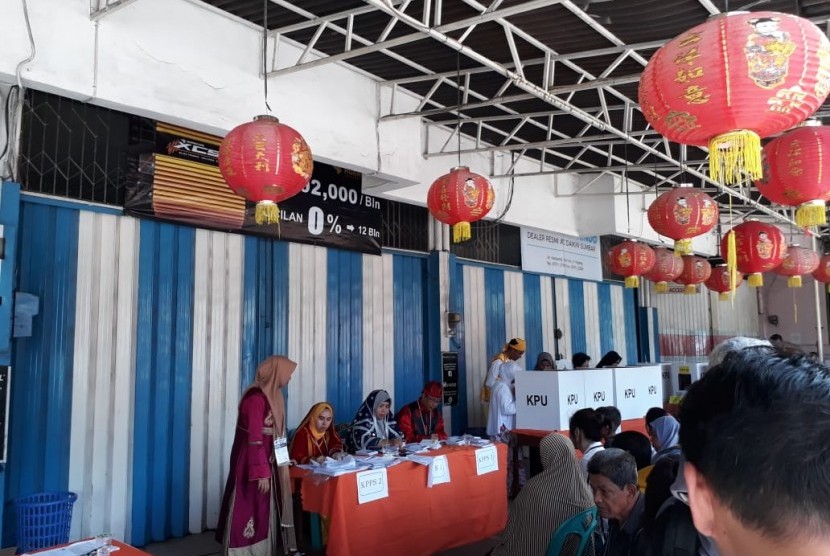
[{"xmin": 141, "ymin": 530, "xmax": 501, "ymax": 556}]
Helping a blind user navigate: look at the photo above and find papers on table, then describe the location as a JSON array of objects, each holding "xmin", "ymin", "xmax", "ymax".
[
  {"xmin": 446, "ymin": 435, "xmax": 491, "ymax": 447},
  {"xmin": 20, "ymin": 538, "xmax": 121, "ymax": 555},
  {"xmin": 297, "ymin": 455, "xmax": 367, "ymax": 476}
]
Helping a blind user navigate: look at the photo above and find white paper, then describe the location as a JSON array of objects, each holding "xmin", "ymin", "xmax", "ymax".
[
  {"xmin": 406, "ymin": 455, "xmax": 434, "ymax": 466},
  {"xmin": 475, "ymin": 445, "xmax": 499, "ymax": 475},
  {"xmin": 356, "ymin": 468, "xmax": 389, "ymax": 504},
  {"xmin": 428, "ymin": 454, "xmax": 451, "ymax": 487},
  {"xmin": 21, "ymin": 539, "xmax": 121, "ymax": 556}
]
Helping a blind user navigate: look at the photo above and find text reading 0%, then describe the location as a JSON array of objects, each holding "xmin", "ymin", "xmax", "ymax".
[{"xmin": 307, "ymin": 206, "xmax": 341, "ymax": 236}]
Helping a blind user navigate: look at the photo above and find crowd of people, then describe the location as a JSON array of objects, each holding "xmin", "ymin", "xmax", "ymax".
[{"xmin": 214, "ymin": 332, "xmax": 830, "ymax": 556}]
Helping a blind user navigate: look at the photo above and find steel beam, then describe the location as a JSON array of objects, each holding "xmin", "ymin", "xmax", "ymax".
[{"xmin": 90, "ymin": 0, "xmax": 140, "ymax": 19}]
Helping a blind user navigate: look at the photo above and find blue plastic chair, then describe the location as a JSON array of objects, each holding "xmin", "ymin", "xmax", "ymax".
[{"xmin": 545, "ymin": 506, "xmax": 599, "ymax": 556}]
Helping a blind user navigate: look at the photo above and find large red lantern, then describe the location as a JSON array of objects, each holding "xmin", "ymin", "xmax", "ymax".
[
  {"xmin": 640, "ymin": 12, "xmax": 830, "ymax": 185},
  {"xmin": 773, "ymin": 245, "xmax": 819, "ymax": 288},
  {"xmin": 218, "ymin": 115, "xmax": 313, "ymax": 224},
  {"xmin": 427, "ymin": 166, "xmax": 495, "ymax": 243},
  {"xmin": 706, "ymin": 264, "xmax": 745, "ymax": 301},
  {"xmin": 721, "ymin": 221, "xmax": 787, "ymax": 287},
  {"xmin": 607, "ymin": 241, "xmax": 656, "ymax": 289},
  {"xmin": 647, "ymin": 186, "xmax": 719, "ymax": 255},
  {"xmin": 811, "ymin": 254, "xmax": 830, "ymax": 293},
  {"xmin": 756, "ymin": 123, "xmax": 830, "ymax": 227},
  {"xmin": 675, "ymin": 255, "xmax": 712, "ymax": 294},
  {"xmin": 644, "ymin": 247, "xmax": 684, "ymax": 293}
]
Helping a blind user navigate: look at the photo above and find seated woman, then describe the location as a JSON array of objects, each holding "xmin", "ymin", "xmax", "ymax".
[
  {"xmin": 596, "ymin": 350, "xmax": 622, "ymax": 368},
  {"xmin": 648, "ymin": 414, "xmax": 682, "ymax": 464},
  {"xmin": 490, "ymin": 433, "xmax": 594, "ymax": 556},
  {"xmin": 534, "ymin": 351, "xmax": 555, "ymax": 370},
  {"xmin": 347, "ymin": 389, "xmax": 403, "ymax": 452},
  {"xmin": 289, "ymin": 402, "xmax": 346, "ymax": 464}
]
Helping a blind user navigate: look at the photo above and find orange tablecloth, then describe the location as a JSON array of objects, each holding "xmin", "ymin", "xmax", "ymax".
[
  {"xmin": 295, "ymin": 444, "xmax": 508, "ymax": 556},
  {"xmin": 32, "ymin": 540, "xmax": 151, "ymax": 555}
]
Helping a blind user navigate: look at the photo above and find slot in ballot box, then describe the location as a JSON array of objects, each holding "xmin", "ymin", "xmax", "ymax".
[
  {"xmin": 515, "ymin": 370, "xmax": 585, "ymax": 431},
  {"xmin": 669, "ymin": 362, "xmax": 708, "ymax": 394},
  {"xmin": 612, "ymin": 365, "xmax": 664, "ymax": 420}
]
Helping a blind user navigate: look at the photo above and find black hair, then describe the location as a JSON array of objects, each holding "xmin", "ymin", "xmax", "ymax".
[
  {"xmin": 645, "ymin": 407, "xmax": 668, "ymax": 426},
  {"xmin": 596, "ymin": 405, "xmax": 622, "ymax": 440},
  {"xmin": 642, "ymin": 454, "xmax": 682, "ymax": 535},
  {"xmin": 572, "ymin": 352, "xmax": 591, "ymax": 368},
  {"xmin": 679, "ymin": 349, "xmax": 830, "ymax": 540},
  {"xmin": 569, "ymin": 408, "xmax": 604, "ymax": 442},
  {"xmin": 587, "ymin": 448, "xmax": 637, "ymax": 490},
  {"xmin": 607, "ymin": 431, "xmax": 653, "ymax": 470},
  {"xmin": 769, "ymin": 334, "xmax": 783, "ymax": 342},
  {"xmin": 596, "ymin": 350, "xmax": 622, "ymax": 368}
]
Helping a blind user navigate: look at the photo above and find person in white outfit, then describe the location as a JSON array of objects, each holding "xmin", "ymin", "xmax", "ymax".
[{"xmin": 487, "ymin": 360, "xmax": 524, "ymax": 494}]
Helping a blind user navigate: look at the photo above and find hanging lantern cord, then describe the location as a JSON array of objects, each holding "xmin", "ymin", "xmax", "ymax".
[
  {"xmin": 624, "ymin": 142, "xmax": 631, "ymax": 235},
  {"xmin": 456, "ymin": 51, "xmax": 462, "ymax": 167},
  {"xmin": 262, "ymin": 0, "xmax": 272, "ymax": 113}
]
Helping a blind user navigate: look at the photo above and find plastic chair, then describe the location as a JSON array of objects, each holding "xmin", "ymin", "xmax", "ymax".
[
  {"xmin": 15, "ymin": 491, "xmax": 78, "ymax": 553},
  {"xmin": 545, "ymin": 506, "xmax": 599, "ymax": 556}
]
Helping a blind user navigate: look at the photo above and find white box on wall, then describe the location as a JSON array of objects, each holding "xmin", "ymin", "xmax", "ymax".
[{"xmin": 515, "ymin": 370, "xmax": 585, "ymax": 431}]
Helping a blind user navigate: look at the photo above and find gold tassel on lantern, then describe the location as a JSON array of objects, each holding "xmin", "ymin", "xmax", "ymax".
[
  {"xmin": 709, "ymin": 130, "xmax": 762, "ymax": 185},
  {"xmin": 788, "ymin": 276, "xmax": 803, "ymax": 288},
  {"xmin": 718, "ymin": 292, "xmax": 729, "ymax": 301},
  {"xmin": 452, "ymin": 222, "xmax": 471, "ymax": 243},
  {"xmin": 683, "ymin": 284, "xmax": 697, "ymax": 295},
  {"xmin": 748, "ymin": 273, "xmax": 764, "ymax": 287},
  {"xmin": 255, "ymin": 201, "xmax": 280, "ymax": 225},
  {"xmin": 796, "ymin": 200, "xmax": 827, "ymax": 228},
  {"xmin": 674, "ymin": 239, "xmax": 693, "ymax": 256},
  {"xmin": 624, "ymin": 276, "xmax": 640, "ymax": 289},
  {"xmin": 727, "ymin": 231, "xmax": 737, "ymax": 294},
  {"xmin": 655, "ymin": 282, "xmax": 669, "ymax": 293}
]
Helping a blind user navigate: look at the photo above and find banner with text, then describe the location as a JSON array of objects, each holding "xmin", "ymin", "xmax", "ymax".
[{"xmin": 520, "ymin": 227, "xmax": 602, "ymax": 281}]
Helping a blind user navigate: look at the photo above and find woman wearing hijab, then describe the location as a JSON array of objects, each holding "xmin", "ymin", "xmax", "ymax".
[
  {"xmin": 348, "ymin": 389, "xmax": 403, "ymax": 452},
  {"xmin": 490, "ymin": 433, "xmax": 595, "ymax": 556},
  {"xmin": 290, "ymin": 402, "xmax": 345, "ymax": 464},
  {"xmin": 216, "ymin": 355, "xmax": 298, "ymax": 555},
  {"xmin": 596, "ymin": 350, "xmax": 623, "ymax": 368},
  {"xmin": 648, "ymin": 414, "xmax": 682, "ymax": 464},
  {"xmin": 534, "ymin": 351, "xmax": 555, "ymax": 370}
]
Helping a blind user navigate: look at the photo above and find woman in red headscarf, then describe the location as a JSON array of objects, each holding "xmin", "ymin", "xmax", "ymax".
[
  {"xmin": 396, "ymin": 381, "xmax": 448, "ymax": 443},
  {"xmin": 216, "ymin": 355, "xmax": 298, "ymax": 555},
  {"xmin": 289, "ymin": 402, "xmax": 345, "ymax": 464}
]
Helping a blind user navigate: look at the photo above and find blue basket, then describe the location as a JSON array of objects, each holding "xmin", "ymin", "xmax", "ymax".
[{"xmin": 14, "ymin": 491, "xmax": 77, "ymax": 553}]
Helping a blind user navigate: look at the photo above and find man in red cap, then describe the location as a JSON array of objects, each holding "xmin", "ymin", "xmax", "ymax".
[{"xmin": 396, "ymin": 381, "xmax": 448, "ymax": 443}]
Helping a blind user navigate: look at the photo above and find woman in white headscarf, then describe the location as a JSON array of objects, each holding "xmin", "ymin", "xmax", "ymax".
[{"xmin": 490, "ymin": 433, "xmax": 595, "ymax": 556}]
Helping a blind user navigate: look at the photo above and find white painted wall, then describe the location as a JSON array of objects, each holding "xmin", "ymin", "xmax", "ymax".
[{"xmin": 760, "ymin": 273, "xmax": 829, "ymax": 355}]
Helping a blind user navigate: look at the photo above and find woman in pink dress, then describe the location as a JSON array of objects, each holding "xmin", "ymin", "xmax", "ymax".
[{"xmin": 216, "ymin": 355, "xmax": 298, "ymax": 555}]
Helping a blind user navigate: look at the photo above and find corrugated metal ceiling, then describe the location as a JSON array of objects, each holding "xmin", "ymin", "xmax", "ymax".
[{"xmin": 195, "ymin": 0, "xmax": 830, "ymax": 225}]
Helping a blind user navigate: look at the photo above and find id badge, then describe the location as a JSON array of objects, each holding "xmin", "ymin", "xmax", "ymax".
[{"xmin": 274, "ymin": 436, "xmax": 290, "ymax": 467}]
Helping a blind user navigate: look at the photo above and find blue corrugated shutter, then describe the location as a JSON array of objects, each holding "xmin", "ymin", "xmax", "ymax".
[
  {"xmin": 625, "ymin": 289, "xmax": 640, "ymax": 363},
  {"xmin": 598, "ymin": 282, "xmax": 614, "ymax": 356},
  {"xmin": 568, "ymin": 279, "xmax": 587, "ymax": 356},
  {"xmin": 484, "ymin": 268, "xmax": 506, "ymax": 358},
  {"xmin": 392, "ymin": 254, "xmax": 426, "ymax": 409},
  {"xmin": 449, "ymin": 255, "xmax": 466, "ymax": 434},
  {"xmin": 132, "ymin": 221, "xmax": 195, "ymax": 545},
  {"xmin": 326, "ymin": 250, "xmax": 363, "ymax": 419},
  {"xmin": 523, "ymin": 274, "xmax": 543, "ymax": 368}
]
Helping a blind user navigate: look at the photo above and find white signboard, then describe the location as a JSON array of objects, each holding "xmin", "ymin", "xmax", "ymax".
[
  {"xmin": 582, "ymin": 369, "xmax": 615, "ymax": 407},
  {"xmin": 612, "ymin": 366, "xmax": 664, "ymax": 420},
  {"xmin": 515, "ymin": 370, "xmax": 586, "ymax": 431},
  {"xmin": 475, "ymin": 445, "xmax": 499, "ymax": 475},
  {"xmin": 428, "ymin": 454, "xmax": 451, "ymax": 487},
  {"xmin": 520, "ymin": 227, "xmax": 602, "ymax": 281},
  {"xmin": 356, "ymin": 468, "xmax": 389, "ymax": 504}
]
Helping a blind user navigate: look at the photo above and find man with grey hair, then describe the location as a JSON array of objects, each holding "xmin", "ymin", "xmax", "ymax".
[
  {"xmin": 708, "ymin": 336, "xmax": 771, "ymax": 366},
  {"xmin": 588, "ymin": 448, "xmax": 645, "ymax": 556}
]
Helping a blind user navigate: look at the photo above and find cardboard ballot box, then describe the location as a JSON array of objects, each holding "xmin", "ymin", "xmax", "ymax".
[
  {"xmin": 613, "ymin": 365, "xmax": 664, "ymax": 420},
  {"xmin": 581, "ymin": 369, "xmax": 615, "ymax": 407},
  {"xmin": 515, "ymin": 370, "xmax": 585, "ymax": 431}
]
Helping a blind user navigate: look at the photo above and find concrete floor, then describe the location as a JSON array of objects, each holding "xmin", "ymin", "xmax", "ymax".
[{"xmin": 141, "ymin": 530, "xmax": 501, "ymax": 556}]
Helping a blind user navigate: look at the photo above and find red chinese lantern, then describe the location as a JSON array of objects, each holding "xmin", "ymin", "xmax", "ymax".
[
  {"xmin": 811, "ymin": 254, "xmax": 830, "ymax": 293},
  {"xmin": 647, "ymin": 185, "xmax": 719, "ymax": 255},
  {"xmin": 756, "ymin": 123, "xmax": 830, "ymax": 227},
  {"xmin": 721, "ymin": 221, "xmax": 787, "ymax": 287},
  {"xmin": 607, "ymin": 241, "xmax": 656, "ymax": 289},
  {"xmin": 674, "ymin": 255, "xmax": 712, "ymax": 294},
  {"xmin": 706, "ymin": 264, "xmax": 745, "ymax": 301},
  {"xmin": 640, "ymin": 12, "xmax": 830, "ymax": 185},
  {"xmin": 644, "ymin": 247, "xmax": 684, "ymax": 293},
  {"xmin": 426, "ymin": 166, "xmax": 495, "ymax": 243},
  {"xmin": 218, "ymin": 115, "xmax": 313, "ymax": 224},
  {"xmin": 773, "ymin": 245, "xmax": 819, "ymax": 288}
]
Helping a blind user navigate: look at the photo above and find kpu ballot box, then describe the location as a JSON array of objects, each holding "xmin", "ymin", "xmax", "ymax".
[
  {"xmin": 515, "ymin": 370, "xmax": 585, "ymax": 431},
  {"xmin": 612, "ymin": 365, "xmax": 664, "ymax": 420},
  {"xmin": 581, "ymin": 369, "xmax": 615, "ymax": 407}
]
